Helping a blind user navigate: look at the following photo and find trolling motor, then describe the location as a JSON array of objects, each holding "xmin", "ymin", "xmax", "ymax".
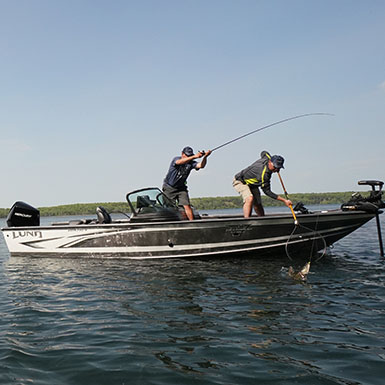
[
  {"xmin": 341, "ymin": 180, "xmax": 385, "ymax": 211},
  {"xmin": 342, "ymin": 180, "xmax": 384, "ymax": 257},
  {"xmin": 359, "ymin": 180, "xmax": 384, "ymax": 257},
  {"xmin": 358, "ymin": 180, "xmax": 385, "ymax": 205}
]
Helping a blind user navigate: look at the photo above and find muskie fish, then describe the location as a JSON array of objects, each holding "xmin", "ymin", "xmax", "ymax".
[{"xmin": 288, "ymin": 261, "xmax": 311, "ymax": 281}]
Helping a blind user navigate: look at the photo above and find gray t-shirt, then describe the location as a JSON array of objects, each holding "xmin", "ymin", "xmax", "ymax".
[{"xmin": 234, "ymin": 151, "xmax": 278, "ymax": 200}]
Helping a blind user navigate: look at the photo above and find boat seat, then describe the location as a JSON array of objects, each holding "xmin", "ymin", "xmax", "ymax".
[
  {"xmin": 96, "ymin": 206, "xmax": 112, "ymax": 224},
  {"xmin": 137, "ymin": 195, "xmax": 154, "ymax": 209}
]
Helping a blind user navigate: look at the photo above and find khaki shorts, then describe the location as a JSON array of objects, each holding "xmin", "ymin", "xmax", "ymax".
[{"xmin": 233, "ymin": 179, "xmax": 262, "ymax": 204}]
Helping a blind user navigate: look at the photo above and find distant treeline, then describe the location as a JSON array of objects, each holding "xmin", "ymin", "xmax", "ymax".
[
  {"xmin": 0, "ymin": 191, "xmax": 360, "ymax": 218},
  {"xmin": 190, "ymin": 192, "xmax": 356, "ymax": 210}
]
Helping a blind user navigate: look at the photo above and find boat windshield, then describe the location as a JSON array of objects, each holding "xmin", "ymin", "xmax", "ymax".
[{"xmin": 126, "ymin": 187, "xmax": 176, "ymax": 215}]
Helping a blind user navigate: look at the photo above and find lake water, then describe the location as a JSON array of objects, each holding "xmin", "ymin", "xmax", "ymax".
[{"xmin": 1, "ymin": 208, "xmax": 385, "ymax": 385}]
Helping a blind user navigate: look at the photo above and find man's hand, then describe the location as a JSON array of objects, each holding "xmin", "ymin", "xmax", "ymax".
[
  {"xmin": 204, "ymin": 149, "xmax": 212, "ymax": 157},
  {"xmin": 195, "ymin": 149, "xmax": 212, "ymax": 169},
  {"xmin": 196, "ymin": 149, "xmax": 212, "ymax": 158}
]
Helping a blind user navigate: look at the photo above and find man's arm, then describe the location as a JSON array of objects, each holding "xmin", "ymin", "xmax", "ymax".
[
  {"xmin": 276, "ymin": 195, "xmax": 293, "ymax": 207},
  {"xmin": 196, "ymin": 150, "xmax": 212, "ymax": 169},
  {"xmin": 262, "ymin": 184, "xmax": 293, "ymax": 207},
  {"xmin": 175, "ymin": 151, "xmax": 204, "ymax": 165}
]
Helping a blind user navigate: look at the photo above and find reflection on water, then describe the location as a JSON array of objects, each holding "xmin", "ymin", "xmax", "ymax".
[{"xmin": 0, "ymin": 213, "xmax": 385, "ymax": 384}]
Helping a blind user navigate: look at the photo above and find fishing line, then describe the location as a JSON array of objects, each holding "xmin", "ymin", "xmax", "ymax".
[
  {"xmin": 278, "ymin": 172, "xmax": 327, "ymax": 263},
  {"xmin": 311, "ymin": 213, "xmax": 327, "ymax": 263},
  {"xmin": 211, "ymin": 113, "xmax": 333, "ymax": 152},
  {"xmin": 284, "ymin": 213, "xmax": 327, "ymax": 263}
]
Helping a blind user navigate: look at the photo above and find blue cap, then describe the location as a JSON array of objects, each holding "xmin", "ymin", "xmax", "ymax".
[
  {"xmin": 271, "ymin": 155, "xmax": 285, "ymax": 169},
  {"xmin": 182, "ymin": 146, "xmax": 194, "ymax": 156}
]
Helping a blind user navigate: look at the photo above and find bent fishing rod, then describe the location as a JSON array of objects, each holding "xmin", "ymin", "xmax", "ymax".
[{"xmin": 210, "ymin": 113, "xmax": 333, "ymax": 152}]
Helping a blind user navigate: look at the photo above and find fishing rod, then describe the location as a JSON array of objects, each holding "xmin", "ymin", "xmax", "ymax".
[
  {"xmin": 277, "ymin": 171, "xmax": 298, "ymax": 225},
  {"xmin": 211, "ymin": 113, "xmax": 333, "ymax": 152}
]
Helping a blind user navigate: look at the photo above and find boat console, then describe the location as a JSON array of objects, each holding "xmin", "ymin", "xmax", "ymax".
[{"xmin": 126, "ymin": 187, "xmax": 186, "ymax": 222}]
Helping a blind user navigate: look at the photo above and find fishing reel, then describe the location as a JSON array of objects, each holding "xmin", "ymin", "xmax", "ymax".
[{"xmin": 293, "ymin": 202, "xmax": 310, "ymax": 214}]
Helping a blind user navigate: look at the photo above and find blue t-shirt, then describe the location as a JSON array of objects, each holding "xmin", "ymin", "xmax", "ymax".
[{"xmin": 163, "ymin": 156, "xmax": 198, "ymax": 189}]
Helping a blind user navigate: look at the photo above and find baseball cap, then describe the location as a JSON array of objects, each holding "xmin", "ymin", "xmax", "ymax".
[
  {"xmin": 182, "ymin": 146, "xmax": 194, "ymax": 156},
  {"xmin": 271, "ymin": 155, "xmax": 285, "ymax": 169}
]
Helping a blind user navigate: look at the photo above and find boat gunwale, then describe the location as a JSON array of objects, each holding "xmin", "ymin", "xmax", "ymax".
[{"xmin": 0, "ymin": 209, "xmax": 377, "ymax": 232}]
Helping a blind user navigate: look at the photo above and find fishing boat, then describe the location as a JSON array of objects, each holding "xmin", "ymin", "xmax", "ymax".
[{"xmin": 1, "ymin": 180, "xmax": 384, "ymax": 259}]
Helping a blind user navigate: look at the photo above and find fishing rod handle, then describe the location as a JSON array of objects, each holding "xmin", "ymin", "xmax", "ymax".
[{"xmin": 289, "ymin": 205, "xmax": 298, "ymax": 224}]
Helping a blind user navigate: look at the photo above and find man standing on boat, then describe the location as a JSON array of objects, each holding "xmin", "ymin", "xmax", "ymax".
[
  {"xmin": 233, "ymin": 150, "xmax": 292, "ymax": 218},
  {"xmin": 163, "ymin": 146, "xmax": 212, "ymax": 220}
]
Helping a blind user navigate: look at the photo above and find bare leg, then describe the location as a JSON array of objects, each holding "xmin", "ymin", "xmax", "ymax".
[
  {"xmin": 184, "ymin": 205, "xmax": 194, "ymax": 220},
  {"xmin": 243, "ymin": 196, "xmax": 254, "ymax": 218}
]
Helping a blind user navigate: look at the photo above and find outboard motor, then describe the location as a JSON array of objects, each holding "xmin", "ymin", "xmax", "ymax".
[{"xmin": 6, "ymin": 201, "xmax": 40, "ymax": 227}]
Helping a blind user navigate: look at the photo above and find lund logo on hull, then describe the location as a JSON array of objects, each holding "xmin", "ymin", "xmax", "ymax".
[
  {"xmin": 12, "ymin": 231, "xmax": 43, "ymax": 239},
  {"xmin": 226, "ymin": 225, "xmax": 251, "ymax": 237}
]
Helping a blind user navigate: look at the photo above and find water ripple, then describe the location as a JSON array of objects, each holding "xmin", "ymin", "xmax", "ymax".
[{"xmin": 1, "ymin": 214, "xmax": 385, "ymax": 384}]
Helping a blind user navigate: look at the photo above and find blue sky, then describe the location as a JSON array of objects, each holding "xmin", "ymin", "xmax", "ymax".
[{"xmin": 1, "ymin": 0, "xmax": 384, "ymax": 207}]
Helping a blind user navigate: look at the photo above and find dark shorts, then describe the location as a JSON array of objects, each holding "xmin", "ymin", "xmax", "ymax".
[
  {"xmin": 162, "ymin": 184, "xmax": 191, "ymax": 206},
  {"xmin": 250, "ymin": 185, "xmax": 262, "ymax": 205}
]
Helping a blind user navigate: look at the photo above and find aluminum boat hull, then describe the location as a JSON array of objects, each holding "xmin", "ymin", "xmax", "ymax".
[{"xmin": 1, "ymin": 210, "xmax": 376, "ymax": 259}]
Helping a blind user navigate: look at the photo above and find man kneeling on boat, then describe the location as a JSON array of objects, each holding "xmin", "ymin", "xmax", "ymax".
[{"xmin": 233, "ymin": 150, "xmax": 292, "ymax": 218}]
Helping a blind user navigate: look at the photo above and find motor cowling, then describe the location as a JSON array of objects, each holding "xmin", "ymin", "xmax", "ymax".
[{"xmin": 6, "ymin": 201, "xmax": 40, "ymax": 227}]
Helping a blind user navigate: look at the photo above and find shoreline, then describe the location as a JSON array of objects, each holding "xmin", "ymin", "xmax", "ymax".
[{"xmin": 0, "ymin": 191, "xmax": 359, "ymax": 218}]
